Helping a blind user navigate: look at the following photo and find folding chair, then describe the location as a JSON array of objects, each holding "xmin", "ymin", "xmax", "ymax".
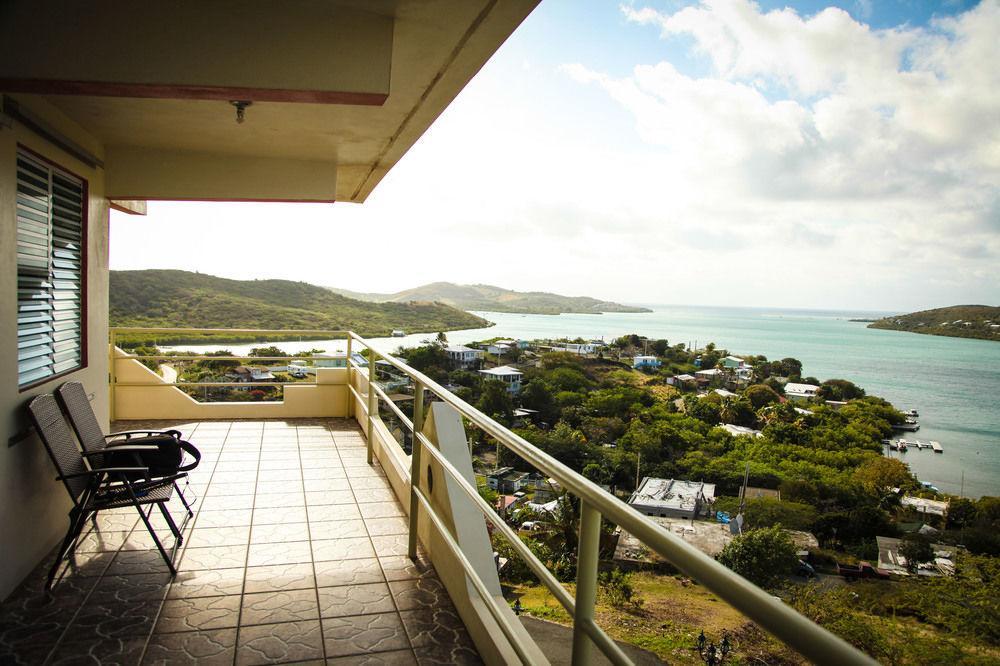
[
  {"xmin": 27, "ymin": 394, "xmax": 191, "ymax": 587},
  {"xmin": 55, "ymin": 381, "xmax": 199, "ymax": 510}
]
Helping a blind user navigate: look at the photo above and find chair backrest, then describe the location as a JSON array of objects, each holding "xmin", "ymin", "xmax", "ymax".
[
  {"xmin": 56, "ymin": 381, "xmax": 106, "ymax": 453},
  {"xmin": 27, "ymin": 393, "xmax": 89, "ymax": 502}
]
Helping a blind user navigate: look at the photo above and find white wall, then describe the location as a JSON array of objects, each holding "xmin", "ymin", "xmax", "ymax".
[{"xmin": 0, "ymin": 95, "xmax": 110, "ymax": 601}]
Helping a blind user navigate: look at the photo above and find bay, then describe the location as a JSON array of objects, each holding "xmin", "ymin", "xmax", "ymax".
[{"xmin": 160, "ymin": 305, "xmax": 1000, "ymax": 498}]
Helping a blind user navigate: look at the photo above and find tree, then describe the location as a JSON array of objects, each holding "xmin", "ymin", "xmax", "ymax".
[
  {"xmin": 745, "ymin": 384, "xmax": 782, "ymax": 410},
  {"xmin": 435, "ymin": 331, "xmax": 448, "ymax": 345},
  {"xmin": 717, "ymin": 525, "xmax": 799, "ymax": 588},
  {"xmin": 853, "ymin": 457, "xmax": 913, "ymax": 501},
  {"xmin": 248, "ymin": 345, "xmax": 289, "ymax": 358},
  {"xmin": 477, "ymin": 380, "xmax": 513, "ymax": 423},
  {"xmin": 898, "ymin": 534, "xmax": 934, "ymax": 573},
  {"xmin": 817, "ymin": 379, "xmax": 865, "ymax": 401}
]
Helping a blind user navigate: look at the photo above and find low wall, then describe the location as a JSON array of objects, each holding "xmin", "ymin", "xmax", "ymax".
[{"xmin": 112, "ymin": 348, "xmax": 349, "ymax": 420}]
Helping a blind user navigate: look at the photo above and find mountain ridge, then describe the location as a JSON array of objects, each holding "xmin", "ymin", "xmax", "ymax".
[
  {"xmin": 327, "ymin": 281, "xmax": 652, "ymax": 315},
  {"xmin": 109, "ymin": 270, "xmax": 491, "ymax": 345},
  {"xmin": 867, "ymin": 304, "xmax": 1000, "ymax": 341}
]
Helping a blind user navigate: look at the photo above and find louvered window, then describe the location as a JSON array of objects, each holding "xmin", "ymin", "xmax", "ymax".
[{"xmin": 16, "ymin": 149, "xmax": 86, "ymax": 388}]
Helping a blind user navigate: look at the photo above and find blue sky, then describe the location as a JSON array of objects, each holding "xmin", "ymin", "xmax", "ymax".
[{"xmin": 112, "ymin": 0, "xmax": 999, "ymax": 311}]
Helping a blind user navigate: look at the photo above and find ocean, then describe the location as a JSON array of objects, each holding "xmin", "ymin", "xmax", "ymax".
[{"xmin": 161, "ymin": 305, "xmax": 1000, "ymax": 499}]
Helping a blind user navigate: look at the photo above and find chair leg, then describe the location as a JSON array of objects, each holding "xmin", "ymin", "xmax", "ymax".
[
  {"xmin": 133, "ymin": 501, "xmax": 177, "ymax": 575},
  {"xmin": 174, "ymin": 481, "xmax": 195, "ymax": 518},
  {"xmin": 47, "ymin": 509, "xmax": 90, "ymax": 588}
]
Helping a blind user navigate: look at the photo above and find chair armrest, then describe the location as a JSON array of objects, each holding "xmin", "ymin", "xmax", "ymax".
[
  {"xmin": 84, "ymin": 445, "xmax": 159, "ymax": 456},
  {"xmin": 57, "ymin": 466, "xmax": 147, "ymax": 481},
  {"xmin": 106, "ymin": 429, "xmax": 181, "ymax": 439}
]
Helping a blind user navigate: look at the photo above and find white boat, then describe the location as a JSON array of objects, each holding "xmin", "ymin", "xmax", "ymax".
[
  {"xmin": 930, "ymin": 441, "xmax": 943, "ymax": 453},
  {"xmin": 904, "ymin": 409, "xmax": 919, "ymax": 417}
]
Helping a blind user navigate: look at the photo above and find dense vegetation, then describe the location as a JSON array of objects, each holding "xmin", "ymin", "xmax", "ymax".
[
  {"xmin": 329, "ymin": 281, "xmax": 652, "ymax": 314},
  {"xmin": 868, "ymin": 304, "xmax": 1000, "ymax": 341},
  {"xmin": 395, "ymin": 334, "xmax": 1000, "ymax": 663},
  {"xmin": 109, "ymin": 270, "xmax": 490, "ymax": 346}
]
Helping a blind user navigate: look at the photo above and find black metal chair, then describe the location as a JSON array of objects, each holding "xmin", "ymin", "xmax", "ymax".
[
  {"xmin": 27, "ymin": 393, "xmax": 190, "ymax": 587},
  {"xmin": 55, "ymin": 381, "xmax": 199, "ymax": 506}
]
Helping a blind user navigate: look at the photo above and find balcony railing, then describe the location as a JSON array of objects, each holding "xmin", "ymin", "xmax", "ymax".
[{"xmin": 110, "ymin": 327, "xmax": 876, "ymax": 666}]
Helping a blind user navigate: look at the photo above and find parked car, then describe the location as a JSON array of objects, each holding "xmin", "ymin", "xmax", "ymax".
[{"xmin": 836, "ymin": 561, "xmax": 891, "ymax": 580}]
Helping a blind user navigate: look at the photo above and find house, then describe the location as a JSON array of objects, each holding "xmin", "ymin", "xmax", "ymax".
[
  {"xmin": 900, "ymin": 496, "xmax": 949, "ymax": 518},
  {"xmin": 667, "ymin": 374, "xmax": 697, "ymax": 389},
  {"xmin": 486, "ymin": 342, "xmax": 512, "ymax": 355},
  {"xmin": 742, "ymin": 487, "xmax": 781, "ymax": 501},
  {"xmin": 391, "ymin": 329, "xmax": 406, "ymax": 337},
  {"xmin": 628, "ymin": 477, "xmax": 717, "ymax": 520},
  {"xmin": 785, "ymin": 382, "xmax": 820, "ymax": 401},
  {"xmin": 721, "ymin": 356, "xmax": 747, "ymax": 370},
  {"xmin": 562, "ymin": 342, "xmax": 603, "ymax": 355},
  {"xmin": 227, "ymin": 366, "xmax": 276, "ymax": 383},
  {"xmin": 445, "ymin": 345, "xmax": 484, "ymax": 369},
  {"xmin": 479, "ymin": 365, "xmax": 523, "ymax": 393},
  {"xmin": 721, "ymin": 424, "xmax": 764, "ymax": 438},
  {"xmin": 876, "ymin": 536, "xmax": 957, "ymax": 577},
  {"xmin": 632, "ymin": 355, "xmax": 661, "ymax": 370},
  {"xmin": 313, "ymin": 352, "xmax": 368, "ymax": 368},
  {"xmin": 694, "ymin": 368, "xmax": 725, "ymax": 386},
  {"xmin": 486, "ymin": 467, "xmax": 529, "ymax": 494},
  {"xmin": 700, "ymin": 388, "xmax": 738, "ymax": 398}
]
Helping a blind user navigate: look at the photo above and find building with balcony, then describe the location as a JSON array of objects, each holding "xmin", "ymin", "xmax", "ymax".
[
  {"xmin": 0, "ymin": 3, "xmax": 879, "ymax": 664},
  {"xmin": 445, "ymin": 345, "xmax": 485, "ymax": 369},
  {"xmin": 478, "ymin": 365, "xmax": 523, "ymax": 393}
]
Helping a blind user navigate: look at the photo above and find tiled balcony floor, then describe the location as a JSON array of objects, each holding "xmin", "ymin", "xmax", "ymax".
[{"xmin": 0, "ymin": 419, "xmax": 480, "ymax": 665}]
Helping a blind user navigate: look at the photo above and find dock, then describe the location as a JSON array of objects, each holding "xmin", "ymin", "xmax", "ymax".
[{"xmin": 931, "ymin": 440, "xmax": 943, "ymax": 453}]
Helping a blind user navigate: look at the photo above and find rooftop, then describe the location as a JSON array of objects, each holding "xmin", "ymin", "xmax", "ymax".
[
  {"xmin": 628, "ymin": 477, "xmax": 716, "ymax": 512},
  {"xmin": 479, "ymin": 366, "xmax": 523, "ymax": 377}
]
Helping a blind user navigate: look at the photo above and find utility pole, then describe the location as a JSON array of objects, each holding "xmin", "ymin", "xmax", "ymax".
[{"xmin": 636, "ymin": 451, "xmax": 641, "ymax": 489}]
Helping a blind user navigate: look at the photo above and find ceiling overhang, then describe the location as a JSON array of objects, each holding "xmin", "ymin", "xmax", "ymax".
[{"xmin": 0, "ymin": 0, "xmax": 540, "ymax": 204}]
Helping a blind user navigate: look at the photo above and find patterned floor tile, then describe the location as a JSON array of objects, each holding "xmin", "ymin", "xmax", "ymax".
[
  {"xmin": 398, "ymin": 606, "xmax": 473, "ymax": 651},
  {"xmin": 252, "ymin": 506, "xmax": 309, "ymax": 525},
  {"xmin": 241, "ymin": 589, "xmax": 320, "ymax": 626},
  {"xmin": 387, "ymin": 578, "xmax": 448, "ymax": 612},
  {"xmin": 178, "ymin": 545, "xmax": 248, "ymax": 572},
  {"xmin": 363, "ymin": 517, "xmax": 408, "ymax": 537},
  {"xmin": 327, "ymin": 649, "xmax": 418, "ymax": 665},
  {"xmin": 142, "ymin": 628, "xmax": 238, "ymax": 665},
  {"xmin": 313, "ymin": 558, "xmax": 385, "ymax": 588},
  {"xmin": 250, "ymin": 522, "xmax": 311, "ymax": 544},
  {"xmin": 236, "ymin": 619, "xmax": 324, "ymax": 665},
  {"xmin": 155, "ymin": 594, "xmax": 242, "ymax": 633},
  {"xmin": 247, "ymin": 541, "xmax": 313, "ymax": 567},
  {"xmin": 318, "ymin": 583, "xmax": 396, "ymax": 618},
  {"xmin": 322, "ymin": 613, "xmax": 411, "ymax": 658},
  {"xmin": 308, "ymin": 520, "xmax": 368, "ymax": 541},
  {"xmin": 168, "ymin": 568, "xmax": 246, "ymax": 599},
  {"xmin": 358, "ymin": 503, "xmax": 405, "ymax": 519},
  {"xmin": 306, "ymin": 504, "xmax": 361, "ymax": 523},
  {"xmin": 244, "ymin": 563, "xmax": 316, "ymax": 595},
  {"xmin": 311, "ymin": 538, "xmax": 375, "ymax": 562},
  {"xmin": 48, "ymin": 635, "xmax": 146, "ymax": 666},
  {"xmin": 194, "ymin": 509, "xmax": 254, "ymax": 528}
]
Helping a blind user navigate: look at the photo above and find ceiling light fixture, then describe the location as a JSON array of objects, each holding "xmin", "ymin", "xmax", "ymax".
[{"xmin": 229, "ymin": 100, "xmax": 252, "ymax": 124}]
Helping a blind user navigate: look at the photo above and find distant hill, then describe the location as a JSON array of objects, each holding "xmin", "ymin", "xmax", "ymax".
[
  {"xmin": 329, "ymin": 281, "xmax": 652, "ymax": 315},
  {"xmin": 868, "ymin": 305, "xmax": 1000, "ymax": 341},
  {"xmin": 109, "ymin": 270, "xmax": 491, "ymax": 346}
]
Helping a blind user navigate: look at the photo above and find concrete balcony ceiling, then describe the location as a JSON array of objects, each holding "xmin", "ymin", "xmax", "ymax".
[{"xmin": 0, "ymin": 0, "xmax": 538, "ymax": 203}]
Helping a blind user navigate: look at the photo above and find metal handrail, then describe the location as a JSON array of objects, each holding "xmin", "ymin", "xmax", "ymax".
[{"xmin": 347, "ymin": 332, "xmax": 876, "ymax": 666}]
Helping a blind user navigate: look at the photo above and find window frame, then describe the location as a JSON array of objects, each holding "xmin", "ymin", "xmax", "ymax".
[{"xmin": 16, "ymin": 143, "xmax": 89, "ymax": 392}]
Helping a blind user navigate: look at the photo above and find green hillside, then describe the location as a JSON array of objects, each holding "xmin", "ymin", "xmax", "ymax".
[
  {"xmin": 110, "ymin": 270, "xmax": 491, "ymax": 346},
  {"xmin": 868, "ymin": 305, "xmax": 1000, "ymax": 341},
  {"xmin": 330, "ymin": 281, "xmax": 652, "ymax": 315}
]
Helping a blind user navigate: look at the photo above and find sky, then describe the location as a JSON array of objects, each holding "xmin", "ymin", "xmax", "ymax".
[{"xmin": 110, "ymin": 0, "xmax": 1000, "ymax": 312}]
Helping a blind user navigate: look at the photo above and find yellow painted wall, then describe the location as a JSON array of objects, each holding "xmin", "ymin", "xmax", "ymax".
[
  {"xmin": 0, "ymin": 95, "xmax": 110, "ymax": 601},
  {"xmin": 113, "ymin": 352, "xmax": 349, "ymax": 420}
]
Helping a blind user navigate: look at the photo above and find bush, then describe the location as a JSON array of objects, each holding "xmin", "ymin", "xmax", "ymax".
[
  {"xmin": 599, "ymin": 568, "xmax": 642, "ymax": 609},
  {"xmin": 717, "ymin": 525, "xmax": 798, "ymax": 588}
]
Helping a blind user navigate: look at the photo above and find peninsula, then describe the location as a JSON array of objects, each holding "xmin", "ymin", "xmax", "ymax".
[
  {"xmin": 328, "ymin": 281, "xmax": 652, "ymax": 315},
  {"xmin": 867, "ymin": 305, "xmax": 1000, "ymax": 341},
  {"xmin": 110, "ymin": 270, "xmax": 490, "ymax": 346}
]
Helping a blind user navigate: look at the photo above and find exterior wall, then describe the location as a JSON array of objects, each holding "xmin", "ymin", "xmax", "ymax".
[
  {"xmin": 0, "ymin": 95, "xmax": 109, "ymax": 601},
  {"xmin": 113, "ymin": 353, "xmax": 349, "ymax": 420}
]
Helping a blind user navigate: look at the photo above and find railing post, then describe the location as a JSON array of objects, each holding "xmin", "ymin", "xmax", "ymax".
[
  {"xmin": 408, "ymin": 381, "xmax": 425, "ymax": 559},
  {"xmin": 571, "ymin": 502, "xmax": 601, "ymax": 666},
  {"xmin": 345, "ymin": 336, "xmax": 353, "ymax": 418},
  {"xmin": 367, "ymin": 346, "xmax": 377, "ymax": 465},
  {"xmin": 108, "ymin": 329, "xmax": 116, "ymax": 422}
]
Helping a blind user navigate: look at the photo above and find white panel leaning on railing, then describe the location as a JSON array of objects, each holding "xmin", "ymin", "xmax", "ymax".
[{"xmin": 347, "ymin": 332, "xmax": 876, "ymax": 666}]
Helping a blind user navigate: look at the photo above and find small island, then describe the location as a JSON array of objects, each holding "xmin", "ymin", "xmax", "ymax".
[{"xmin": 868, "ymin": 305, "xmax": 1000, "ymax": 341}]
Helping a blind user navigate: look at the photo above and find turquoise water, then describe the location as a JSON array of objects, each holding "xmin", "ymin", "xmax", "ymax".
[{"xmin": 163, "ymin": 306, "xmax": 1000, "ymax": 498}]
